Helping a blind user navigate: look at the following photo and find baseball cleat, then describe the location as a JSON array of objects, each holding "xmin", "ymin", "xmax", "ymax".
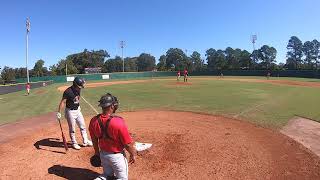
[
  {"xmin": 83, "ymin": 140, "xmax": 93, "ymax": 147},
  {"xmin": 72, "ymin": 143, "xmax": 81, "ymax": 150}
]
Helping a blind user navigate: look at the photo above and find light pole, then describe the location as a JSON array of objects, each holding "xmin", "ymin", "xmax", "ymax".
[
  {"xmin": 251, "ymin": 34, "xmax": 257, "ymax": 69},
  {"xmin": 120, "ymin": 41, "xmax": 125, "ymax": 72},
  {"xmin": 26, "ymin": 17, "xmax": 30, "ymax": 83}
]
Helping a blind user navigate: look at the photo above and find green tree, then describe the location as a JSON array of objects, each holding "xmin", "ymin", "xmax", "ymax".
[
  {"xmin": 303, "ymin": 39, "xmax": 320, "ymax": 69},
  {"xmin": 136, "ymin": 53, "xmax": 156, "ymax": 71},
  {"xmin": 239, "ymin": 50, "xmax": 252, "ymax": 69},
  {"xmin": 303, "ymin": 41, "xmax": 315, "ymax": 69},
  {"xmin": 286, "ymin": 36, "xmax": 303, "ymax": 69},
  {"xmin": 157, "ymin": 55, "xmax": 167, "ymax": 71},
  {"xmin": 250, "ymin": 50, "xmax": 260, "ymax": 69},
  {"xmin": 215, "ymin": 50, "xmax": 227, "ymax": 70},
  {"xmin": 67, "ymin": 49, "xmax": 110, "ymax": 73},
  {"xmin": 33, "ymin": 59, "xmax": 47, "ymax": 77},
  {"xmin": 190, "ymin": 51, "xmax": 203, "ymax": 71},
  {"xmin": 165, "ymin": 48, "xmax": 187, "ymax": 70},
  {"xmin": 185, "ymin": 56, "xmax": 193, "ymax": 71},
  {"xmin": 225, "ymin": 47, "xmax": 241, "ymax": 70},
  {"xmin": 49, "ymin": 65, "xmax": 58, "ymax": 76},
  {"xmin": 206, "ymin": 48, "xmax": 227, "ymax": 70},
  {"xmin": 14, "ymin": 68, "xmax": 27, "ymax": 79},
  {"xmin": 1, "ymin": 66, "xmax": 16, "ymax": 83},
  {"xmin": 233, "ymin": 48, "xmax": 242, "ymax": 69},
  {"xmin": 51, "ymin": 59, "xmax": 78, "ymax": 75},
  {"xmin": 103, "ymin": 56, "xmax": 123, "ymax": 72},
  {"xmin": 124, "ymin": 57, "xmax": 138, "ymax": 72},
  {"xmin": 257, "ymin": 45, "xmax": 277, "ymax": 70},
  {"xmin": 312, "ymin": 39, "xmax": 320, "ymax": 69},
  {"xmin": 206, "ymin": 48, "xmax": 218, "ymax": 70}
]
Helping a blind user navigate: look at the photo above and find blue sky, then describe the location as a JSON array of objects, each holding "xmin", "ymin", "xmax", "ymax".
[{"xmin": 0, "ymin": 0, "xmax": 319, "ymax": 69}]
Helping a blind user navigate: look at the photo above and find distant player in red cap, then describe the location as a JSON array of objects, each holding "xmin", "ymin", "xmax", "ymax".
[
  {"xmin": 26, "ymin": 83, "xmax": 30, "ymax": 95},
  {"xmin": 177, "ymin": 71, "xmax": 181, "ymax": 81},
  {"xmin": 184, "ymin": 69, "xmax": 188, "ymax": 82}
]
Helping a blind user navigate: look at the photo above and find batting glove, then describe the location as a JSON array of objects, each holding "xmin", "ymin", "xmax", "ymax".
[{"xmin": 56, "ymin": 112, "xmax": 62, "ymax": 120}]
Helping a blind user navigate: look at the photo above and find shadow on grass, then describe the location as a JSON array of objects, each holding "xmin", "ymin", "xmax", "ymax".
[
  {"xmin": 48, "ymin": 165, "xmax": 100, "ymax": 180},
  {"xmin": 34, "ymin": 138, "xmax": 71, "ymax": 154}
]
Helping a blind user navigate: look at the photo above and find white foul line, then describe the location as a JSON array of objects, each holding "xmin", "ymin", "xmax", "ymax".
[{"xmin": 81, "ymin": 96, "xmax": 99, "ymax": 114}]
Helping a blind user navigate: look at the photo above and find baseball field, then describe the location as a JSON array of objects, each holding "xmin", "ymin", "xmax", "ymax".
[{"xmin": 1, "ymin": 76, "xmax": 320, "ymax": 179}]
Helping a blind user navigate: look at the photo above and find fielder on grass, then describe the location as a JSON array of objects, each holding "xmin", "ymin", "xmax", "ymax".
[
  {"xmin": 267, "ymin": 72, "xmax": 271, "ymax": 80},
  {"xmin": 89, "ymin": 93, "xmax": 135, "ymax": 180},
  {"xmin": 177, "ymin": 70, "xmax": 181, "ymax": 81},
  {"xmin": 26, "ymin": 83, "xmax": 30, "ymax": 95},
  {"xmin": 184, "ymin": 69, "xmax": 189, "ymax": 82},
  {"xmin": 56, "ymin": 77, "xmax": 93, "ymax": 150}
]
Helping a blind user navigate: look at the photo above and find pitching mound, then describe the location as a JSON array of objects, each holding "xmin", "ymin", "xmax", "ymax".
[{"xmin": 1, "ymin": 111, "xmax": 320, "ymax": 179}]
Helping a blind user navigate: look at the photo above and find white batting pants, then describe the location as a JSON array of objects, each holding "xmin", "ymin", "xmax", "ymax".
[
  {"xmin": 94, "ymin": 151, "xmax": 129, "ymax": 180},
  {"xmin": 65, "ymin": 107, "xmax": 89, "ymax": 144}
]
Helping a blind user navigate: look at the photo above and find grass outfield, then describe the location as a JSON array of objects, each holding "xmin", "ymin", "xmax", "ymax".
[{"xmin": 1, "ymin": 76, "xmax": 320, "ymax": 127}]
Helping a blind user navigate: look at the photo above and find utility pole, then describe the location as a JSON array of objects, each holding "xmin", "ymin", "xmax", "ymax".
[
  {"xmin": 120, "ymin": 41, "xmax": 125, "ymax": 72},
  {"xmin": 26, "ymin": 17, "xmax": 30, "ymax": 83},
  {"xmin": 65, "ymin": 61, "xmax": 68, "ymax": 76}
]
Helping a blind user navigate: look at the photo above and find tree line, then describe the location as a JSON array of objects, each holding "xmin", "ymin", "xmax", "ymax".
[{"xmin": 1, "ymin": 36, "xmax": 320, "ymax": 83}]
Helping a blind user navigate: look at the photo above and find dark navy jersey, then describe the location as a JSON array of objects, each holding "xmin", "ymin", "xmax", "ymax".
[{"xmin": 63, "ymin": 86, "xmax": 81, "ymax": 110}]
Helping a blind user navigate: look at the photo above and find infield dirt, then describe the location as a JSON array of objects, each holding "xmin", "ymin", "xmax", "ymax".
[{"xmin": 0, "ymin": 110, "xmax": 320, "ymax": 180}]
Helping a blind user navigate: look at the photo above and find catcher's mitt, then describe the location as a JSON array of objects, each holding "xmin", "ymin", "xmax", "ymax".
[{"xmin": 90, "ymin": 154, "xmax": 101, "ymax": 167}]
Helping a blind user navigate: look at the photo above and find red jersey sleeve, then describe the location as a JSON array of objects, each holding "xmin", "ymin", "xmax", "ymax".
[
  {"xmin": 119, "ymin": 120, "xmax": 132, "ymax": 145},
  {"xmin": 89, "ymin": 117, "xmax": 98, "ymax": 139}
]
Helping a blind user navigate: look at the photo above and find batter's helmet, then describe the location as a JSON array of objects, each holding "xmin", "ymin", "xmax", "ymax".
[
  {"xmin": 98, "ymin": 93, "xmax": 119, "ymax": 108},
  {"xmin": 73, "ymin": 77, "xmax": 85, "ymax": 88}
]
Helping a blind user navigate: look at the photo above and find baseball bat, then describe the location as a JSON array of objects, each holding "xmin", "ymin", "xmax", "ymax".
[{"xmin": 57, "ymin": 118, "xmax": 69, "ymax": 151}]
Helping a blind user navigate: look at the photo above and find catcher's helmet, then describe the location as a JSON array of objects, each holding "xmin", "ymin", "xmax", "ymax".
[
  {"xmin": 98, "ymin": 93, "xmax": 119, "ymax": 108},
  {"xmin": 73, "ymin": 77, "xmax": 85, "ymax": 88}
]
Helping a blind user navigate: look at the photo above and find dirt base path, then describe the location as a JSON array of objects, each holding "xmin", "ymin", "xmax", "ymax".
[
  {"xmin": 57, "ymin": 80, "xmax": 152, "ymax": 92},
  {"xmin": 281, "ymin": 116, "xmax": 320, "ymax": 157},
  {"xmin": 0, "ymin": 112, "xmax": 56, "ymax": 143},
  {"xmin": 191, "ymin": 77, "xmax": 320, "ymax": 88},
  {"xmin": 0, "ymin": 110, "xmax": 319, "ymax": 180}
]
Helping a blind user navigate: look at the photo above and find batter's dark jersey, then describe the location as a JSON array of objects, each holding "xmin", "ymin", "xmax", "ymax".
[{"xmin": 63, "ymin": 86, "xmax": 81, "ymax": 110}]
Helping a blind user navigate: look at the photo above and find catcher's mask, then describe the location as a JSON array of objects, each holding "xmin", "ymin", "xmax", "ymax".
[{"xmin": 98, "ymin": 93, "xmax": 119, "ymax": 112}]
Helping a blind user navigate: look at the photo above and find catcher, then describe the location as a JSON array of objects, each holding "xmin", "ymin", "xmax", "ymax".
[{"xmin": 89, "ymin": 93, "xmax": 135, "ymax": 180}]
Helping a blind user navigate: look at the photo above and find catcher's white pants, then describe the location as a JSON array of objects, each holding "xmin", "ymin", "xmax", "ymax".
[
  {"xmin": 94, "ymin": 151, "xmax": 129, "ymax": 180},
  {"xmin": 65, "ymin": 107, "xmax": 89, "ymax": 144}
]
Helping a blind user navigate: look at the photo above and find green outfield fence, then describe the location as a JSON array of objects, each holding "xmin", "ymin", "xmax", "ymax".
[
  {"xmin": 15, "ymin": 71, "xmax": 177, "ymax": 83},
  {"xmin": 14, "ymin": 70, "xmax": 320, "ymax": 84},
  {"xmin": 192, "ymin": 70, "xmax": 320, "ymax": 78}
]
